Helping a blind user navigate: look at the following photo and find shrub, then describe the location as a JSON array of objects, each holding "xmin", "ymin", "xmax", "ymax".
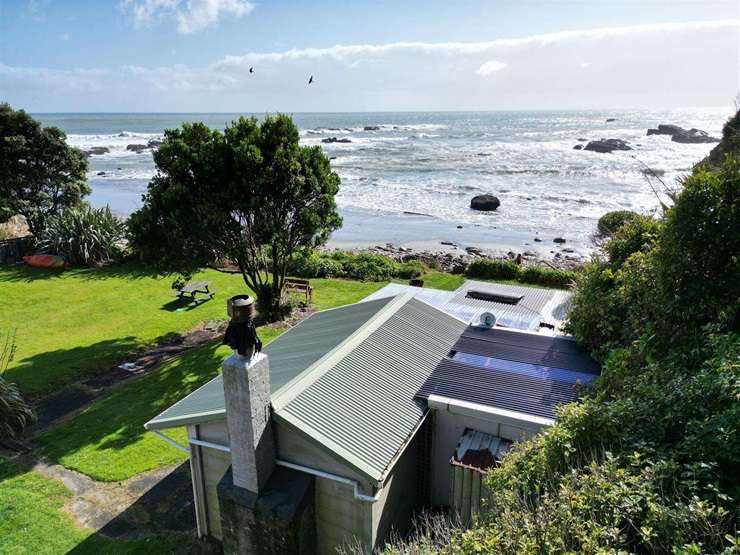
[
  {"xmin": 603, "ymin": 214, "xmax": 661, "ymax": 267},
  {"xmin": 397, "ymin": 260, "xmax": 425, "ymax": 280},
  {"xmin": 0, "ymin": 331, "xmax": 35, "ymax": 440},
  {"xmin": 519, "ymin": 266, "xmax": 576, "ymax": 288},
  {"xmin": 39, "ymin": 204, "xmax": 126, "ymax": 266},
  {"xmin": 596, "ymin": 210, "xmax": 638, "ymax": 237},
  {"xmin": 466, "ymin": 258, "xmax": 519, "ymax": 280},
  {"xmin": 290, "ymin": 251, "xmax": 345, "ymax": 278},
  {"xmin": 344, "ymin": 253, "xmax": 399, "ymax": 281}
]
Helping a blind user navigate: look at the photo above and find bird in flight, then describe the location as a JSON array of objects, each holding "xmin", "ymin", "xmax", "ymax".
[
  {"xmin": 308, "ymin": 75, "xmax": 313, "ymax": 85},
  {"xmin": 249, "ymin": 67, "xmax": 254, "ymax": 73}
]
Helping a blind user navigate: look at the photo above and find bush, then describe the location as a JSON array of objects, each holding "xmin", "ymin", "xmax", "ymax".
[
  {"xmin": 290, "ymin": 251, "xmax": 344, "ymax": 278},
  {"xmin": 519, "ymin": 266, "xmax": 576, "ymax": 288},
  {"xmin": 344, "ymin": 253, "xmax": 399, "ymax": 281},
  {"xmin": 39, "ymin": 205, "xmax": 126, "ymax": 266},
  {"xmin": 0, "ymin": 331, "xmax": 35, "ymax": 440},
  {"xmin": 596, "ymin": 210, "xmax": 638, "ymax": 237},
  {"xmin": 466, "ymin": 258, "xmax": 519, "ymax": 280},
  {"xmin": 397, "ymin": 260, "xmax": 425, "ymax": 280},
  {"xmin": 603, "ymin": 214, "xmax": 662, "ymax": 267}
]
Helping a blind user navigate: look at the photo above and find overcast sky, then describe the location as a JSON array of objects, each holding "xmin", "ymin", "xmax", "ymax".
[{"xmin": 0, "ymin": 0, "xmax": 738, "ymax": 112}]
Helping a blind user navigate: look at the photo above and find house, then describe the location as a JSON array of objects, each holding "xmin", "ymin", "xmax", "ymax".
[{"xmin": 145, "ymin": 280, "xmax": 599, "ymax": 554}]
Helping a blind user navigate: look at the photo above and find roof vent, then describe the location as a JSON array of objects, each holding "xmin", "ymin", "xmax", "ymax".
[
  {"xmin": 478, "ymin": 312, "xmax": 496, "ymax": 328},
  {"xmin": 466, "ymin": 290, "xmax": 523, "ymax": 304}
]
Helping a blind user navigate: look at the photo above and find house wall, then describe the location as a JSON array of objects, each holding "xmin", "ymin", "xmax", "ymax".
[
  {"xmin": 275, "ymin": 417, "xmax": 375, "ymax": 553},
  {"xmin": 430, "ymin": 408, "xmax": 546, "ymax": 507},
  {"xmin": 192, "ymin": 419, "xmax": 232, "ymax": 540},
  {"xmin": 371, "ymin": 421, "xmax": 426, "ymax": 550}
]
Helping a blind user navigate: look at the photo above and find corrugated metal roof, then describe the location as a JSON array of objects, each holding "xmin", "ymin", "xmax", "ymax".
[
  {"xmin": 145, "ymin": 296, "xmax": 394, "ymax": 431},
  {"xmin": 452, "ymin": 429, "xmax": 512, "ymax": 472},
  {"xmin": 362, "ymin": 279, "xmax": 572, "ymax": 331},
  {"xmin": 416, "ymin": 325, "xmax": 600, "ymax": 420},
  {"xmin": 275, "ymin": 294, "xmax": 467, "ymax": 482}
]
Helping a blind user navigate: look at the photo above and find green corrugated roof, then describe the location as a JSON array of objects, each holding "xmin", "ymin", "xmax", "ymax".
[
  {"xmin": 145, "ymin": 296, "xmax": 394, "ymax": 431},
  {"xmin": 274, "ymin": 294, "xmax": 467, "ymax": 482}
]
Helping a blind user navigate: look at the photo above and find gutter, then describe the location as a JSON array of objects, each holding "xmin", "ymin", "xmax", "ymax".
[
  {"xmin": 150, "ymin": 432, "xmax": 381, "ymax": 503},
  {"xmin": 427, "ymin": 394, "xmax": 555, "ymax": 428}
]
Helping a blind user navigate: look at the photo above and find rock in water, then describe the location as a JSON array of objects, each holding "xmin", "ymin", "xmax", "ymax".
[
  {"xmin": 470, "ymin": 194, "xmax": 500, "ymax": 211},
  {"xmin": 606, "ymin": 118, "xmax": 617, "ymax": 122},
  {"xmin": 647, "ymin": 124, "xmax": 719, "ymax": 144},
  {"xmin": 83, "ymin": 146, "xmax": 110, "ymax": 156},
  {"xmin": 554, "ymin": 237, "xmax": 566, "ymax": 244},
  {"xmin": 584, "ymin": 138, "xmax": 632, "ymax": 153},
  {"xmin": 321, "ymin": 137, "xmax": 352, "ymax": 144},
  {"xmin": 573, "ymin": 144, "xmax": 583, "ymax": 150},
  {"xmin": 147, "ymin": 138, "xmax": 163, "ymax": 149},
  {"xmin": 126, "ymin": 143, "xmax": 148, "ymax": 153},
  {"xmin": 671, "ymin": 128, "xmax": 720, "ymax": 144},
  {"xmin": 363, "ymin": 126, "xmax": 380, "ymax": 131}
]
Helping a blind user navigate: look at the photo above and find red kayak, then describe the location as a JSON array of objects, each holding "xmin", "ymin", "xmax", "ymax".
[{"xmin": 23, "ymin": 254, "xmax": 66, "ymax": 268}]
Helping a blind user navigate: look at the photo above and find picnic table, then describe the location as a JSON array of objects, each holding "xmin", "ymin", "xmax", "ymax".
[
  {"xmin": 285, "ymin": 278, "xmax": 313, "ymax": 302},
  {"xmin": 175, "ymin": 280, "xmax": 215, "ymax": 302}
]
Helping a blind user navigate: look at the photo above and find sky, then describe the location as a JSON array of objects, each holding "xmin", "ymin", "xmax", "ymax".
[{"xmin": 0, "ymin": 0, "xmax": 738, "ymax": 112}]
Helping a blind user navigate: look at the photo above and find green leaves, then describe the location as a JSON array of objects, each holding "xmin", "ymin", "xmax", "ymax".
[
  {"xmin": 129, "ymin": 114, "xmax": 342, "ymax": 319},
  {"xmin": 39, "ymin": 204, "xmax": 126, "ymax": 267},
  {"xmin": 0, "ymin": 103, "xmax": 89, "ymax": 235}
]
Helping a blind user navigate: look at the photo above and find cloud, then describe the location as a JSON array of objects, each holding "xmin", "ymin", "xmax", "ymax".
[
  {"xmin": 1, "ymin": 19, "xmax": 737, "ymax": 111},
  {"xmin": 121, "ymin": 0, "xmax": 254, "ymax": 34},
  {"xmin": 476, "ymin": 60, "xmax": 507, "ymax": 76},
  {"xmin": 60, "ymin": 33, "xmax": 70, "ymax": 41}
]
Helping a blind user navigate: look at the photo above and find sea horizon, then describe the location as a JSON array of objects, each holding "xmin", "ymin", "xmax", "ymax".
[{"xmin": 36, "ymin": 107, "xmax": 731, "ymax": 260}]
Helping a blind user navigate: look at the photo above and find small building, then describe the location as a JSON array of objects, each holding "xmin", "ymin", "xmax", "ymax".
[{"xmin": 145, "ymin": 281, "xmax": 599, "ymax": 554}]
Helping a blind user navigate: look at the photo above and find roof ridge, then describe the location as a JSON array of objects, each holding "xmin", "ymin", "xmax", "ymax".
[{"xmin": 271, "ymin": 292, "xmax": 415, "ymax": 411}]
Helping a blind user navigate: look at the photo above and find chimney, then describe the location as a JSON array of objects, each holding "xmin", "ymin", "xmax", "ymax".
[{"xmin": 221, "ymin": 296, "xmax": 275, "ymax": 493}]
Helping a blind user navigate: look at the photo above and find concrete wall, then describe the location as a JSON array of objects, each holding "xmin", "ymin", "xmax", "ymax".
[
  {"xmin": 276, "ymin": 416, "xmax": 427, "ymax": 554},
  {"xmin": 371, "ymin": 422, "xmax": 426, "ymax": 550},
  {"xmin": 192, "ymin": 419, "xmax": 232, "ymax": 540},
  {"xmin": 430, "ymin": 409, "xmax": 546, "ymax": 507}
]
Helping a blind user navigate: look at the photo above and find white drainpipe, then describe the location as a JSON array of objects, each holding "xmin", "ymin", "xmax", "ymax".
[{"xmin": 152, "ymin": 432, "xmax": 380, "ymax": 502}]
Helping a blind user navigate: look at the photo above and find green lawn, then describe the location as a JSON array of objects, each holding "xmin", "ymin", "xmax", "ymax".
[
  {"xmin": 0, "ymin": 458, "xmax": 210, "ymax": 555},
  {"xmin": 0, "ymin": 264, "xmax": 383, "ymax": 397},
  {"xmin": 37, "ymin": 278, "xmax": 382, "ymax": 481}
]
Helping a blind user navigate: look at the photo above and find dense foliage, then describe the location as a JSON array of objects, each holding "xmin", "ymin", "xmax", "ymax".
[
  {"xmin": 466, "ymin": 258, "xmax": 577, "ymax": 288},
  {"xmin": 0, "ymin": 103, "xmax": 89, "ymax": 236},
  {"xmin": 0, "ymin": 331, "xmax": 35, "ymax": 441},
  {"xmin": 596, "ymin": 209, "xmax": 639, "ymax": 237},
  {"xmin": 128, "ymin": 115, "xmax": 341, "ymax": 319},
  {"xmin": 289, "ymin": 251, "xmax": 425, "ymax": 281},
  {"xmin": 39, "ymin": 205, "xmax": 126, "ymax": 266},
  {"xmin": 384, "ymin": 119, "xmax": 740, "ymax": 554}
]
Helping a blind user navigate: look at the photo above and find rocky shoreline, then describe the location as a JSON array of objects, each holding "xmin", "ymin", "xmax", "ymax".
[{"xmin": 320, "ymin": 241, "xmax": 586, "ymax": 274}]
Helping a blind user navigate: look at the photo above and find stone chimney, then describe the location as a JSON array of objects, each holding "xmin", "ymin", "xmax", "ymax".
[{"xmin": 222, "ymin": 348, "xmax": 275, "ymax": 493}]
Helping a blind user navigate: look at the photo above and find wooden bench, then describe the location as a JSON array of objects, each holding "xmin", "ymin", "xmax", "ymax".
[
  {"xmin": 175, "ymin": 280, "xmax": 215, "ymax": 302},
  {"xmin": 284, "ymin": 278, "xmax": 313, "ymax": 302}
]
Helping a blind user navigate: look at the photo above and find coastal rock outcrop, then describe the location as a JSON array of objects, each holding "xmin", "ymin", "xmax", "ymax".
[
  {"xmin": 584, "ymin": 138, "xmax": 632, "ymax": 153},
  {"xmin": 321, "ymin": 137, "xmax": 352, "ymax": 144},
  {"xmin": 470, "ymin": 194, "xmax": 500, "ymax": 211},
  {"xmin": 126, "ymin": 143, "xmax": 149, "ymax": 153},
  {"xmin": 647, "ymin": 124, "xmax": 719, "ymax": 144},
  {"xmin": 83, "ymin": 146, "xmax": 110, "ymax": 156}
]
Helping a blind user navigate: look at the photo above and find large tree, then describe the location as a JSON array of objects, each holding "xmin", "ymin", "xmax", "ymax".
[
  {"xmin": 129, "ymin": 115, "xmax": 342, "ymax": 319},
  {"xmin": 0, "ymin": 103, "xmax": 89, "ymax": 236}
]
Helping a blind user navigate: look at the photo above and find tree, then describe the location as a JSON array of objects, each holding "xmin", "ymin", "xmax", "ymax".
[
  {"xmin": 0, "ymin": 103, "xmax": 89, "ymax": 236},
  {"xmin": 129, "ymin": 115, "xmax": 342, "ymax": 320}
]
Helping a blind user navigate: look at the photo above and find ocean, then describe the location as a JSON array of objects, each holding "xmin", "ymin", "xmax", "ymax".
[{"xmin": 35, "ymin": 109, "xmax": 729, "ymax": 257}]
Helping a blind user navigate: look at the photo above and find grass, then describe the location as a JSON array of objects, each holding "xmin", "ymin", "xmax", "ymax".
[
  {"xmin": 37, "ymin": 278, "xmax": 382, "ymax": 481},
  {"xmin": 0, "ymin": 457, "xmax": 208, "ymax": 555},
  {"xmin": 0, "ymin": 264, "xmax": 383, "ymax": 398}
]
